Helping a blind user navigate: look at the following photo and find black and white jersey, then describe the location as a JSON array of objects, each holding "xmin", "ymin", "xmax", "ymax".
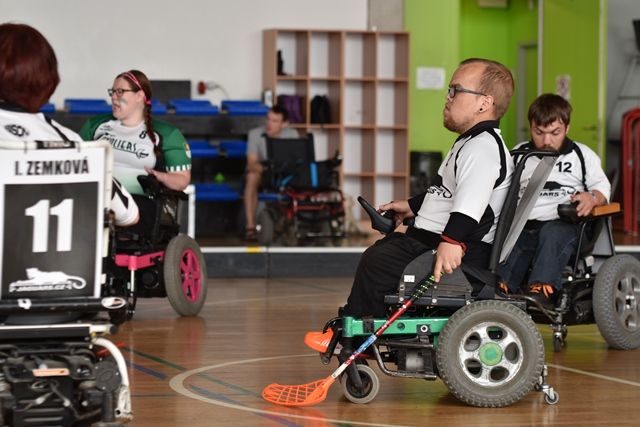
[
  {"xmin": 0, "ymin": 106, "xmax": 79, "ymax": 142},
  {"xmin": 0, "ymin": 104, "xmax": 139, "ymax": 226},
  {"xmin": 412, "ymin": 120, "xmax": 512, "ymax": 244},
  {"xmin": 513, "ymin": 139, "xmax": 611, "ymax": 221}
]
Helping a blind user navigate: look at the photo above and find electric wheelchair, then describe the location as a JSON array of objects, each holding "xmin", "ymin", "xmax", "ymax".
[
  {"xmin": 106, "ymin": 174, "xmax": 207, "ymax": 321},
  {"xmin": 256, "ymin": 134, "xmax": 345, "ymax": 246},
  {"xmin": 307, "ymin": 148, "xmax": 640, "ymax": 407},
  {"xmin": 486, "ymin": 150, "xmax": 640, "ymax": 353},
  {"xmin": 0, "ymin": 141, "xmax": 132, "ymax": 426},
  {"xmin": 516, "ymin": 192, "xmax": 639, "ymax": 353}
]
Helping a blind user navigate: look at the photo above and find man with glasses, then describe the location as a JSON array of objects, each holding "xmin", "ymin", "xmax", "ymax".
[{"xmin": 336, "ymin": 58, "xmax": 515, "ymax": 319}]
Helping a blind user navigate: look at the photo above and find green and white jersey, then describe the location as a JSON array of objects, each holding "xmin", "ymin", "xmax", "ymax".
[{"xmin": 80, "ymin": 114, "xmax": 191, "ymax": 195}]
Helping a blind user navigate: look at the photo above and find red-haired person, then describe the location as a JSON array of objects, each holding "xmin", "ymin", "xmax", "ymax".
[{"xmin": 0, "ymin": 22, "xmax": 138, "ymax": 227}]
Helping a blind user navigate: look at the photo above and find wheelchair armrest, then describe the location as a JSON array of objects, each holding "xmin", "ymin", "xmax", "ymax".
[
  {"xmin": 138, "ymin": 174, "xmax": 161, "ymax": 194},
  {"xmin": 591, "ymin": 202, "xmax": 621, "ymax": 217},
  {"xmin": 357, "ymin": 196, "xmax": 396, "ymax": 234},
  {"xmin": 558, "ymin": 202, "xmax": 621, "ymax": 223},
  {"xmin": 137, "ymin": 175, "xmax": 188, "ymax": 200}
]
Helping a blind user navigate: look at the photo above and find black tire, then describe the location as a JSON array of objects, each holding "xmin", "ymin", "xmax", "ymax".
[
  {"xmin": 552, "ymin": 335, "xmax": 564, "ymax": 353},
  {"xmin": 436, "ymin": 300, "xmax": 544, "ymax": 407},
  {"xmin": 593, "ymin": 254, "xmax": 640, "ymax": 350},
  {"xmin": 257, "ymin": 209, "xmax": 275, "ymax": 245},
  {"xmin": 164, "ymin": 234, "xmax": 207, "ymax": 316},
  {"xmin": 341, "ymin": 364, "xmax": 380, "ymax": 404}
]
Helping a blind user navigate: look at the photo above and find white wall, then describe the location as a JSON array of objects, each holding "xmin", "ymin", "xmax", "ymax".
[
  {"xmin": 3, "ymin": 0, "xmax": 367, "ymax": 108},
  {"xmin": 607, "ymin": 0, "xmax": 640, "ymax": 140}
]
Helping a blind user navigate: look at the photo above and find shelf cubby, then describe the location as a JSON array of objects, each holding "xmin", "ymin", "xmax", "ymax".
[{"xmin": 264, "ymin": 29, "xmax": 409, "ymax": 213}]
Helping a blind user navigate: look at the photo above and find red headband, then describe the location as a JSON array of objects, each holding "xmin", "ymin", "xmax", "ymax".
[{"xmin": 122, "ymin": 71, "xmax": 151, "ymax": 106}]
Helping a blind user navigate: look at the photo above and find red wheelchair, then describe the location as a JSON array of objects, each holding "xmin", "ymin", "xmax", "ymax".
[{"xmin": 256, "ymin": 134, "xmax": 345, "ymax": 246}]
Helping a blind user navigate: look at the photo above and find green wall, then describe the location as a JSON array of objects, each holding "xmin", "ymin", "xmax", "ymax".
[
  {"xmin": 460, "ymin": 0, "xmax": 538, "ymax": 147},
  {"xmin": 542, "ymin": 0, "xmax": 605, "ymax": 155},
  {"xmin": 405, "ymin": 0, "xmax": 461, "ymax": 153},
  {"xmin": 405, "ymin": 0, "xmax": 538, "ymax": 154}
]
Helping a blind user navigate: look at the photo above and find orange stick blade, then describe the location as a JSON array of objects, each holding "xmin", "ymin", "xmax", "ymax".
[{"xmin": 262, "ymin": 377, "xmax": 335, "ymax": 406}]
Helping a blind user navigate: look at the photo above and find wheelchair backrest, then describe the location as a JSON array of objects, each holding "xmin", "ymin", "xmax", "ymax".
[
  {"xmin": 489, "ymin": 149, "xmax": 560, "ymax": 272},
  {"xmin": 265, "ymin": 133, "xmax": 337, "ymax": 190},
  {"xmin": 266, "ymin": 133, "xmax": 316, "ymax": 166},
  {"xmin": 0, "ymin": 140, "xmax": 111, "ymax": 300}
]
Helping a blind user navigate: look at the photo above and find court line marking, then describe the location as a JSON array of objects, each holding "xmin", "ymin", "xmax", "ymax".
[
  {"xmin": 168, "ymin": 352, "xmax": 640, "ymax": 427},
  {"xmin": 548, "ymin": 363, "xmax": 640, "ymax": 387},
  {"xmin": 125, "ymin": 349, "xmax": 312, "ymax": 427},
  {"xmin": 169, "ymin": 353, "xmax": 411, "ymax": 427}
]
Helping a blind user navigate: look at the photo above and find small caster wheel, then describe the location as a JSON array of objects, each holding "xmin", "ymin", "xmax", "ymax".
[
  {"xmin": 544, "ymin": 390, "xmax": 559, "ymax": 405},
  {"xmin": 341, "ymin": 364, "xmax": 379, "ymax": 404},
  {"xmin": 553, "ymin": 335, "xmax": 564, "ymax": 352}
]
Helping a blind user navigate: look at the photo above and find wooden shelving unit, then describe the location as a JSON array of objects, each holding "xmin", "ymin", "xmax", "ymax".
[{"xmin": 263, "ymin": 29, "xmax": 409, "ymax": 219}]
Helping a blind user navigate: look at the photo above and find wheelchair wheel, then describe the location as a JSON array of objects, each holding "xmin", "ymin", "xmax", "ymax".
[
  {"xmin": 436, "ymin": 300, "xmax": 544, "ymax": 407},
  {"xmin": 593, "ymin": 254, "xmax": 640, "ymax": 350},
  {"xmin": 340, "ymin": 364, "xmax": 379, "ymax": 404},
  {"xmin": 164, "ymin": 234, "xmax": 207, "ymax": 316},
  {"xmin": 257, "ymin": 208, "xmax": 275, "ymax": 245}
]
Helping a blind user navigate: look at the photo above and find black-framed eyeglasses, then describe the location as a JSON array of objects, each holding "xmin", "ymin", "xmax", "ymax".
[
  {"xmin": 447, "ymin": 86, "xmax": 487, "ymax": 99},
  {"xmin": 108, "ymin": 88, "xmax": 137, "ymax": 97}
]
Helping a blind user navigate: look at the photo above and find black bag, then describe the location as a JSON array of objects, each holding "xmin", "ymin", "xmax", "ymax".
[{"xmin": 310, "ymin": 95, "xmax": 331, "ymax": 124}]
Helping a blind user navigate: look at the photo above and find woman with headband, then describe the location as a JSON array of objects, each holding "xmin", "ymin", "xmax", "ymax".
[
  {"xmin": 80, "ymin": 70, "xmax": 192, "ymax": 196},
  {"xmin": 81, "ymin": 70, "xmax": 191, "ymax": 234}
]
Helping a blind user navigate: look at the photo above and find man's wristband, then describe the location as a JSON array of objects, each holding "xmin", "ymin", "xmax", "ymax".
[{"xmin": 440, "ymin": 234, "xmax": 467, "ymax": 253}]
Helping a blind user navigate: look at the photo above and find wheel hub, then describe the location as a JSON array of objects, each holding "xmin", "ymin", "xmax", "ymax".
[{"xmin": 478, "ymin": 342, "xmax": 503, "ymax": 366}]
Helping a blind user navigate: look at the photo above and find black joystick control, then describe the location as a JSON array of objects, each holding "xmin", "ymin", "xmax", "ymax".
[{"xmin": 357, "ymin": 196, "xmax": 396, "ymax": 234}]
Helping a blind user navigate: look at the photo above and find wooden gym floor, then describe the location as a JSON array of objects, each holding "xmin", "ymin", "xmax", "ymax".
[{"xmin": 116, "ymin": 276, "xmax": 640, "ymax": 427}]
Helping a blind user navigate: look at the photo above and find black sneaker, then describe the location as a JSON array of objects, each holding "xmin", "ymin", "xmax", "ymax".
[{"xmin": 526, "ymin": 283, "xmax": 556, "ymax": 306}]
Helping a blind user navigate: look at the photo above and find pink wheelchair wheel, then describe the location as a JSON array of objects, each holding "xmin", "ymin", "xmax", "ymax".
[{"xmin": 164, "ymin": 234, "xmax": 208, "ymax": 316}]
